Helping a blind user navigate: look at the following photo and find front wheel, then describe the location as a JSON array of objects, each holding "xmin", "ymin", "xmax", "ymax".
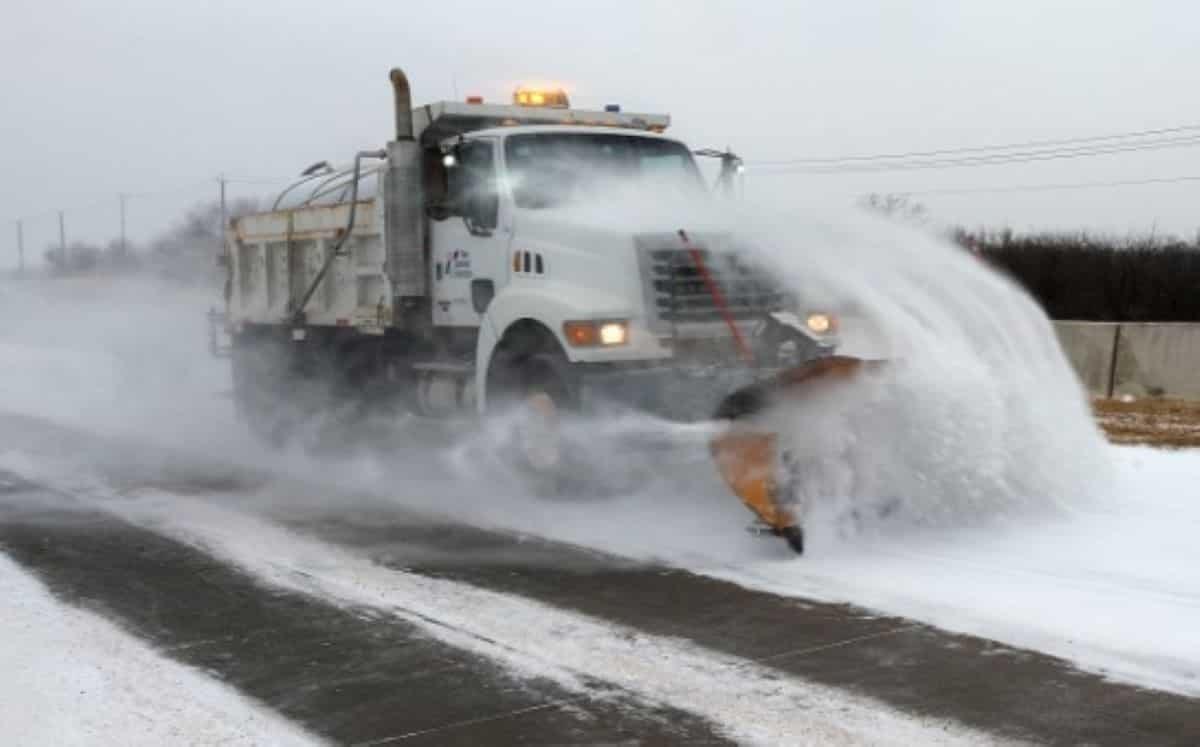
[
  {"xmin": 488, "ymin": 346, "xmax": 591, "ymax": 494},
  {"xmin": 512, "ymin": 352, "xmax": 581, "ymax": 488}
]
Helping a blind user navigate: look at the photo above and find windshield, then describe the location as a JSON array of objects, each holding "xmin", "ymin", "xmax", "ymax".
[{"xmin": 504, "ymin": 132, "xmax": 704, "ymax": 209}]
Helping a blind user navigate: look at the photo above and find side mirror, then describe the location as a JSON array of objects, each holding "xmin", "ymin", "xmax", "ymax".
[{"xmin": 425, "ymin": 202, "xmax": 452, "ymax": 221}]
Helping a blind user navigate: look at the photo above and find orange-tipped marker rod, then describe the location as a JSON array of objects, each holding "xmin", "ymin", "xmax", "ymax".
[{"xmin": 678, "ymin": 229, "xmax": 755, "ymax": 364}]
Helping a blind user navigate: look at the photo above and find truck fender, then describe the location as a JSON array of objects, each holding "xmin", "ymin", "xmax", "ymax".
[
  {"xmin": 474, "ymin": 286, "xmax": 632, "ymax": 414},
  {"xmin": 474, "ymin": 319, "xmax": 499, "ymax": 414}
]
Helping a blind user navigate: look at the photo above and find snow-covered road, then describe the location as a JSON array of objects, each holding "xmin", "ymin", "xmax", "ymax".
[
  {"xmin": 0, "ymin": 549, "xmax": 320, "ymax": 747},
  {"xmin": 96, "ymin": 488, "xmax": 999, "ymax": 746},
  {"xmin": 398, "ymin": 434, "xmax": 1200, "ymax": 698},
  {"xmin": 2, "ymin": 437, "xmax": 1196, "ymax": 745}
]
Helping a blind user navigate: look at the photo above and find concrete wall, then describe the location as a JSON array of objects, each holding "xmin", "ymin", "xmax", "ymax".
[
  {"xmin": 1053, "ymin": 321, "xmax": 1200, "ymax": 400},
  {"xmin": 1054, "ymin": 322, "xmax": 1119, "ymax": 395},
  {"xmin": 1112, "ymin": 324, "xmax": 1200, "ymax": 399}
]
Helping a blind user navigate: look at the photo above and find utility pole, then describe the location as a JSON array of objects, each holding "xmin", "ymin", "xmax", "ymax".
[
  {"xmin": 119, "ymin": 193, "xmax": 128, "ymax": 256},
  {"xmin": 58, "ymin": 210, "xmax": 66, "ymax": 269},
  {"xmin": 218, "ymin": 174, "xmax": 227, "ymax": 248},
  {"xmin": 14, "ymin": 220, "xmax": 23, "ymax": 274},
  {"xmin": 15, "ymin": 220, "xmax": 24, "ymax": 275}
]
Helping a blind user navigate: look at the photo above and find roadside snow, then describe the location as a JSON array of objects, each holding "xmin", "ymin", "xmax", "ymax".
[
  {"xmin": 431, "ymin": 440, "xmax": 1200, "ymax": 698},
  {"xmin": 0, "ymin": 552, "xmax": 321, "ymax": 747},
  {"xmin": 693, "ymin": 445, "xmax": 1200, "ymax": 697}
]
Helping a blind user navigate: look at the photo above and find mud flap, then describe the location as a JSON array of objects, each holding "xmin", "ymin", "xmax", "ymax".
[{"xmin": 710, "ymin": 356, "xmax": 869, "ymax": 555}]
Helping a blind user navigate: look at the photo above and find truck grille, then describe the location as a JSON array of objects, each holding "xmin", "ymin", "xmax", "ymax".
[{"xmin": 637, "ymin": 237, "xmax": 786, "ymax": 332}]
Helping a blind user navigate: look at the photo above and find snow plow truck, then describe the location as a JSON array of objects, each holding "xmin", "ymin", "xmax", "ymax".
[{"xmin": 212, "ymin": 67, "xmax": 867, "ymax": 554}]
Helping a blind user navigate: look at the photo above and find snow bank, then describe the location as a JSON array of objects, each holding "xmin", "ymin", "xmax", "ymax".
[{"xmin": 0, "ymin": 551, "xmax": 320, "ymax": 747}]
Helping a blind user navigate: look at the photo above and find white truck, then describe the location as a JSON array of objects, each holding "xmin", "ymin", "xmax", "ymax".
[{"xmin": 216, "ymin": 68, "xmax": 847, "ymax": 552}]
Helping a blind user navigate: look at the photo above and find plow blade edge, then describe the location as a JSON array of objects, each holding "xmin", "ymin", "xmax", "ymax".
[{"xmin": 710, "ymin": 355, "xmax": 870, "ymax": 554}]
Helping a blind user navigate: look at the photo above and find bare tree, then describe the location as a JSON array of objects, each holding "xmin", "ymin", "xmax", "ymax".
[
  {"xmin": 148, "ymin": 198, "xmax": 258, "ymax": 285},
  {"xmin": 860, "ymin": 192, "xmax": 929, "ymax": 224}
]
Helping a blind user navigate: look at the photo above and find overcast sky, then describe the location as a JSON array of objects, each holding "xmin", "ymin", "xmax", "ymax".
[{"xmin": 4, "ymin": 0, "xmax": 1200, "ymax": 267}]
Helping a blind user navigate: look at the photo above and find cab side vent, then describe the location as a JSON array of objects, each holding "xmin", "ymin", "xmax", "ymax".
[{"xmin": 513, "ymin": 251, "xmax": 546, "ymax": 276}]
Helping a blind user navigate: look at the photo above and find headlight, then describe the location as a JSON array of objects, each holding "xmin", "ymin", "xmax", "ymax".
[
  {"xmin": 599, "ymin": 322, "xmax": 627, "ymax": 345},
  {"xmin": 563, "ymin": 320, "xmax": 629, "ymax": 347},
  {"xmin": 805, "ymin": 313, "xmax": 835, "ymax": 335}
]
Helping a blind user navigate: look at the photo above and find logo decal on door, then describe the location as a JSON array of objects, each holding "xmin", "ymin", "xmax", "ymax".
[{"xmin": 442, "ymin": 249, "xmax": 473, "ymax": 279}]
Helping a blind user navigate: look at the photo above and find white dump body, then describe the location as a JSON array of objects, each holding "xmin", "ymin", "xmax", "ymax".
[{"xmin": 227, "ymin": 173, "xmax": 392, "ymax": 333}]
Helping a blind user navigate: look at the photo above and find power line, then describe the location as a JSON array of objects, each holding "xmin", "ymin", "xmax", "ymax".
[
  {"xmin": 5, "ymin": 173, "xmax": 293, "ymax": 264},
  {"xmin": 124, "ymin": 179, "xmax": 214, "ymax": 200},
  {"xmin": 894, "ymin": 174, "xmax": 1200, "ymax": 197},
  {"xmin": 8, "ymin": 178, "xmax": 226, "ymax": 228},
  {"xmin": 223, "ymin": 175, "xmax": 294, "ymax": 185},
  {"xmin": 15, "ymin": 196, "xmax": 112, "ymax": 223},
  {"xmin": 755, "ymin": 135, "xmax": 1200, "ymax": 174},
  {"xmin": 749, "ymin": 122, "xmax": 1200, "ymax": 166}
]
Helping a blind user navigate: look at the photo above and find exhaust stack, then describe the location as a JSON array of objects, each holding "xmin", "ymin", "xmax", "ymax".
[
  {"xmin": 384, "ymin": 67, "xmax": 425, "ymax": 300},
  {"xmin": 390, "ymin": 68, "xmax": 414, "ymax": 141}
]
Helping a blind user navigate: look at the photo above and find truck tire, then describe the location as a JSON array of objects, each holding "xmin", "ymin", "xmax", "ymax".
[
  {"xmin": 512, "ymin": 351, "xmax": 576, "ymax": 474},
  {"xmin": 486, "ymin": 329, "xmax": 584, "ymax": 492},
  {"xmin": 231, "ymin": 334, "xmax": 297, "ymax": 447}
]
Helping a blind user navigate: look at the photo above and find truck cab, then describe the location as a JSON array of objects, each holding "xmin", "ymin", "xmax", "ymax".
[
  {"xmin": 424, "ymin": 119, "xmax": 819, "ymax": 418},
  {"xmin": 430, "ymin": 125, "xmax": 705, "ymax": 358}
]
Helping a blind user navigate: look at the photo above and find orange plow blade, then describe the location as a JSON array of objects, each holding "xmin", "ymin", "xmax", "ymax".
[
  {"xmin": 710, "ymin": 356, "xmax": 871, "ymax": 555},
  {"xmin": 710, "ymin": 429, "xmax": 794, "ymax": 530}
]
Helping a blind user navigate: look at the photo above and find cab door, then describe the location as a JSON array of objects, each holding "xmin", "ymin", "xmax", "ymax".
[{"xmin": 429, "ymin": 138, "xmax": 511, "ymax": 329}]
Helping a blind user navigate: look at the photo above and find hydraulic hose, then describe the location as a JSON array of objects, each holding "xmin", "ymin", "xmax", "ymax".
[{"xmin": 290, "ymin": 149, "xmax": 387, "ymax": 324}]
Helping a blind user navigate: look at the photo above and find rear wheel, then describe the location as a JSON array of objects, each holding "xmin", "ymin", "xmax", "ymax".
[
  {"xmin": 231, "ymin": 334, "xmax": 294, "ymax": 447},
  {"xmin": 231, "ymin": 332, "xmax": 334, "ymax": 449}
]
